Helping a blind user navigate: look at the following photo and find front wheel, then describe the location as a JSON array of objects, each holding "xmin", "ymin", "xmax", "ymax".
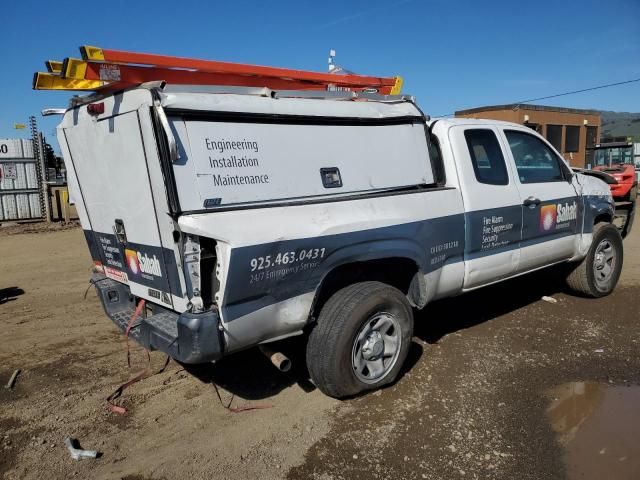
[
  {"xmin": 566, "ymin": 223, "xmax": 623, "ymax": 297},
  {"xmin": 306, "ymin": 281, "xmax": 414, "ymax": 399}
]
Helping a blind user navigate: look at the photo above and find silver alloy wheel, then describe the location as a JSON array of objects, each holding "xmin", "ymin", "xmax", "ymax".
[
  {"xmin": 351, "ymin": 312, "xmax": 402, "ymax": 384},
  {"xmin": 593, "ymin": 239, "xmax": 616, "ymax": 290}
]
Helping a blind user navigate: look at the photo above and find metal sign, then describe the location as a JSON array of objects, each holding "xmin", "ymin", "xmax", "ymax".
[{"xmin": 2, "ymin": 163, "xmax": 17, "ymax": 180}]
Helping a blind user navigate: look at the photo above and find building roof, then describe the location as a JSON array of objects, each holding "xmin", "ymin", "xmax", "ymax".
[
  {"xmin": 455, "ymin": 103, "xmax": 600, "ymax": 116},
  {"xmin": 428, "ymin": 117, "xmax": 524, "ymax": 128}
]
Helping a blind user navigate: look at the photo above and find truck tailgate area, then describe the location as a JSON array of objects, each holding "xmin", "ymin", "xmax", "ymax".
[{"xmin": 92, "ymin": 274, "xmax": 223, "ymax": 363}]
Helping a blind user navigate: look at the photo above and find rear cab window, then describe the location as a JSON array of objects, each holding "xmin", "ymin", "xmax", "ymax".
[
  {"xmin": 464, "ymin": 129, "xmax": 509, "ymax": 185},
  {"xmin": 428, "ymin": 132, "xmax": 446, "ymax": 185}
]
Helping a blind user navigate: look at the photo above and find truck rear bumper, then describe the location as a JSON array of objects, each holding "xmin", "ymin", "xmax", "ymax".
[{"xmin": 92, "ymin": 273, "xmax": 224, "ymax": 363}]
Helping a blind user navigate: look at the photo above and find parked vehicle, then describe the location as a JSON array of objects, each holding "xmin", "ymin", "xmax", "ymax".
[
  {"xmin": 590, "ymin": 141, "xmax": 638, "ymax": 201},
  {"xmin": 55, "ymin": 83, "xmax": 629, "ymax": 398},
  {"xmin": 586, "ymin": 141, "xmax": 638, "ymax": 238}
]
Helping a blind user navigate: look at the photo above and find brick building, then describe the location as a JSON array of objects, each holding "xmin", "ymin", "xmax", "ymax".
[{"xmin": 455, "ymin": 104, "xmax": 601, "ymax": 168}]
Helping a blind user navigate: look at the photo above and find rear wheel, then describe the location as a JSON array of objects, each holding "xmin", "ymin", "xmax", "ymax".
[
  {"xmin": 566, "ymin": 223, "xmax": 623, "ymax": 297},
  {"xmin": 306, "ymin": 281, "xmax": 413, "ymax": 399}
]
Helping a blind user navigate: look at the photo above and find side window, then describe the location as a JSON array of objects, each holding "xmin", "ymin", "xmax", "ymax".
[
  {"xmin": 505, "ymin": 130, "xmax": 565, "ymax": 184},
  {"xmin": 428, "ymin": 133, "xmax": 446, "ymax": 185},
  {"xmin": 464, "ymin": 129, "xmax": 509, "ymax": 185}
]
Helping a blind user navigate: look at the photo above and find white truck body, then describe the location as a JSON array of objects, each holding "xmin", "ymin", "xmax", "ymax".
[{"xmin": 57, "ymin": 84, "xmax": 618, "ymax": 381}]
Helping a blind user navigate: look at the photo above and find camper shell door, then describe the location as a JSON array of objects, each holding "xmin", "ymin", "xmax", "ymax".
[{"xmin": 58, "ymin": 89, "xmax": 186, "ymax": 309}]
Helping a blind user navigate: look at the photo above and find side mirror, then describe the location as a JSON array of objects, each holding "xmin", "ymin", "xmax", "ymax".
[
  {"xmin": 565, "ymin": 169, "xmax": 574, "ymax": 182},
  {"xmin": 559, "ymin": 158, "xmax": 573, "ymax": 182}
]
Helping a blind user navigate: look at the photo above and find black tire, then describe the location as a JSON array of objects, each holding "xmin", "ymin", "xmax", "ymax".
[
  {"xmin": 306, "ymin": 281, "xmax": 414, "ymax": 399},
  {"xmin": 566, "ymin": 222, "xmax": 623, "ymax": 297}
]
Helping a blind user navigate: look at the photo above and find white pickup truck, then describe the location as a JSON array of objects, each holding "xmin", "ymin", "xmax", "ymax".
[{"xmin": 57, "ymin": 84, "xmax": 626, "ymax": 398}]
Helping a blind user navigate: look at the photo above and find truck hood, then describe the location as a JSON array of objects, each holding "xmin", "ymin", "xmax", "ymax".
[
  {"xmin": 575, "ymin": 172, "xmax": 614, "ymax": 202},
  {"xmin": 572, "ymin": 168, "xmax": 617, "ymax": 185}
]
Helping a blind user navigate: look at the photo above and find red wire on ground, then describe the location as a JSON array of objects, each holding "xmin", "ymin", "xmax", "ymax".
[
  {"xmin": 125, "ymin": 299, "xmax": 146, "ymax": 368},
  {"xmin": 106, "ymin": 298, "xmax": 271, "ymax": 415},
  {"xmin": 107, "ymin": 299, "xmax": 167, "ymax": 415}
]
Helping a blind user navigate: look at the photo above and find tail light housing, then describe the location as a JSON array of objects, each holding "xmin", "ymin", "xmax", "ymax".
[{"xmin": 87, "ymin": 102, "xmax": 105, "ymax": 115}]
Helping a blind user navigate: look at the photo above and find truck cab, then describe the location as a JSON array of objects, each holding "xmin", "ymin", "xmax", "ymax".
[{"xmin": 433, "ymin": 118, "xmax": 591, "ymax": 287}]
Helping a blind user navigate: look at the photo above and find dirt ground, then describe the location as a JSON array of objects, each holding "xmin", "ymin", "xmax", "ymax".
[{"xmin": 1, "ymin": 224, "xmax": 639, "ymax": 480}]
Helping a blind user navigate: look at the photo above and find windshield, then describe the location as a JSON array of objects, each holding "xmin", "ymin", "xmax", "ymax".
[{"xmin": 593, "ymin": 146, "xmax": 634, "ymax": 167}]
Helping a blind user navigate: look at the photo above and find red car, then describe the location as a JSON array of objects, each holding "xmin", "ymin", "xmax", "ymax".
[{"xmin": 591, "ymin": 142, "xmax": 638, "ymax": 201}]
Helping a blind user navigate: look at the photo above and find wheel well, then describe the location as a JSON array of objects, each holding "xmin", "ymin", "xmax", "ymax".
[
  {"xmin": 594, "ymin": 213, "xmax": 613, "ymax": 225},
  {"xmin": 310, "ymin": 257, "xmax": 420, "ymax": 320}
]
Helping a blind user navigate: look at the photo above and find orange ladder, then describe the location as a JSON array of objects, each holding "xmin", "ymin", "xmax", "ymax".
[{"xmin": 33, "ymin": 45, "xmax": 403, "ymax": 95}]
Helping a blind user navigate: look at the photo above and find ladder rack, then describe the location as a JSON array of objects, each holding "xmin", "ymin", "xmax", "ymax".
[{"xmin": 33, "ymin": 46, "xmax": 403, "ymax": 95}]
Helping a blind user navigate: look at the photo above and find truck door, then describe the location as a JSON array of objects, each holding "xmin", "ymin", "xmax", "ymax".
[
  {"xmin": 499, "ymin": 128, "xmax": 579, "ymax": 272},
  {"xmin": 62, "ymin": 106, "xmax": 182, "ymax": 308},
  {"xmin": 449, "ymin": 126, "xmax": 523, "ymax": 288}
]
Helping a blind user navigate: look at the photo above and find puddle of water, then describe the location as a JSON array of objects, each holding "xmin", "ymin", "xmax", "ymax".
[{"xmin": 546, "ymin": 381, "xmax": 640, "ymax": 480}]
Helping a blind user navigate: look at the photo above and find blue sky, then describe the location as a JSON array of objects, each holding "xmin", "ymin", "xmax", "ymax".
[{"xmin": 1, "ymin": 0, "xmax": 639, "ymax": 150}]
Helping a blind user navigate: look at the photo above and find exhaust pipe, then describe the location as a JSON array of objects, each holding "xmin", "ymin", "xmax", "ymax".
[{"xmin": 259, "ymin": 345, "xmax": 291, "ymax": 372}]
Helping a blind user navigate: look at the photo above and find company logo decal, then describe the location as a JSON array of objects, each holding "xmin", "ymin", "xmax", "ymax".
[
  {"xmin": 125, "ymin": 249, "xmax": 140, "ymax": 274},
  {"xmin": 540, "ymin": 205, "xmax": 557, "ymax": 231},
  {"xmin": 557, "ymin": 202, "xmax": 578, "ymax": 223},
  {"xmin": 125, "ymin": 248, "xmax": 162, "ymax": 277},
  {"xmin": 539, "ymin": 202, "xmax": 577, "ymax": 232}
]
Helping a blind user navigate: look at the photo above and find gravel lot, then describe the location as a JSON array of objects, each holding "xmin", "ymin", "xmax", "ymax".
[{"xmin": 1, "ymin": 224, "xmax": 638, "ymax": 480}]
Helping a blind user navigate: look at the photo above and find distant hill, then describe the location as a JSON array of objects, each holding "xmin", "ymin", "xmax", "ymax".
[{"xmin": 599, "ymin": 111, "xmax": 640, "ymax": 141}]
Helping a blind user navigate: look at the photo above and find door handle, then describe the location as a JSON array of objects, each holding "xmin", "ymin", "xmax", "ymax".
[
  {"xmin": 523, "ymin": 196, "xmax": 541, "ymax": 208},
  {"xmin": 113, "ymin": 219, "xmax": 127, "ymax": 244}
]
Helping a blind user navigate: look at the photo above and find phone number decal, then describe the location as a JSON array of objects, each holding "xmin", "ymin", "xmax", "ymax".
[{"xmin": 250, "ymin": 248, "xmax": 326, "ymax": 271}]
